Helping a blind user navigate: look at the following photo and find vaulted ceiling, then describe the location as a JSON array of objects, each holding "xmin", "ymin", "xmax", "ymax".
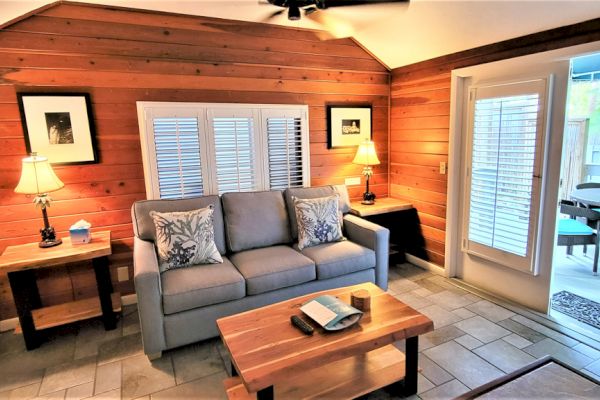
[{"xmin": 3, "ymin": 0, "xmax": 600, "ymax": 69}]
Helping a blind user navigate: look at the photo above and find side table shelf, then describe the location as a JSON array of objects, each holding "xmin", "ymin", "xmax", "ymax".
[
  {"xmin": 0, "ymin": 231, "xmax": 118, "ymax": 350},
  {"xmin": 15, "ymin": 292, "xmax": 122, "ymax": 333}
]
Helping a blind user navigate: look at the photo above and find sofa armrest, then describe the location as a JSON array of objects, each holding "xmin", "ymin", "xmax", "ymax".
[
  {"xmin": 133, "ymin": 237, "xmax": 166, "ymax": 355},
  {"xmin": 343, "ymin": 214, "xmax": 390, "ymax": 290}
]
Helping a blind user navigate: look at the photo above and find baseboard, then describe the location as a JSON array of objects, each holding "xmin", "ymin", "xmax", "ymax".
[
  {"xmin": 0, "ymin": 317, "xmax": 18, "ymax": 332},
  {"xmin": 405, "ymin": 254, "xmax": 446, "ymax": 276},
  {"xmin": 121, "ymin": 293, "xmax": 138, "ymax": 306},
  {"xmin": 0, "ymin": 293, "xmax": 138, "ymax": 333}
]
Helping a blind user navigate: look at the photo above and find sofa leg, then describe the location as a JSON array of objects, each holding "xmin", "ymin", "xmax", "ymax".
[{"xmin": 147, "ymin": 352, "xmax": 162, "ymax": 361}]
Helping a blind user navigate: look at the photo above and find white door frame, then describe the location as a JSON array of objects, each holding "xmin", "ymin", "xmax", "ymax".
[{"xmin": 445, "ymin": 41, "xmax": 600, "ymax": 311}]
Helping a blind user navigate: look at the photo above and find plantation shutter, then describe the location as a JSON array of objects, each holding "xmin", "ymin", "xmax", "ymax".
[
  {"xmin": 464, "ymin": 79, "xmax": 547, "ymax": 273},
  {"xmin": 210, "ymin": 114, "xmax": 258, "ymax": 194},
  {"xmin": 152, "ymin": 117, "xmax": 203, "ymax": 199},
  {"xmin": 266, "ymin": 116, "xmax": 305, "ymax": 190},
  {"xmin": 139, "ymin": 103, "xmax": 310, "ymax": 199}
]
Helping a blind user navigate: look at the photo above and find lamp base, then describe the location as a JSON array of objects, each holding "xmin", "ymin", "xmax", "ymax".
[
  {"xmin": 39, "ymin": 224, "xmax": 61, "ymax": 248},
  {"xmin": 39, "ymin": 238, "xmax": 62, "ymax": 248},
  {"xmin": 361, "ymin": 191, "xmax": 376, "ymax": 205}
]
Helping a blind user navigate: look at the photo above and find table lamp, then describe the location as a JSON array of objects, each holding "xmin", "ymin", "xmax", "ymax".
[
  {"xmin": 353, "ymin": 140, "xmax": 380, "ymax": 205},
  {"xmin": 15, "ymin": 153, "xmax": 65, "ymax": 248}
]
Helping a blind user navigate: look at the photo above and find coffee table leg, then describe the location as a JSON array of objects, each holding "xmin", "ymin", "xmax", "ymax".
[
  {"xmin": 257, "ymin": 386, "xmax": 273, "ymax": 400},
  {"xmin": 403, "ymin": 335, "xmax": 419, "ymax": 396},
  {"xmin": 231, "ymin": 361, "xmax": 238, "ymax": 377}
]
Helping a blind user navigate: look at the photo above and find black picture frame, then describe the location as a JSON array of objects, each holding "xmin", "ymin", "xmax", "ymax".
[
  {"xmin": 17, "ymin": 92, "xmax": 99, "ymax": 165},
  {"xmin": 327, "ymin": 105, "xmax": 373, "ymax": 149}
]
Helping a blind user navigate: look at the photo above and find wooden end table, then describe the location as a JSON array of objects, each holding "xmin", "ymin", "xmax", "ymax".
[
  {"xmin": 218, "ymin": 282, "xmax": 433, "ymax": 400},
  {"xmin": 350, "ymin": 197, "xmax": 414, "ymax": 264},
  {"xmin": 0, "ymin": 230, "xmax": 120, "ymax": 350}
]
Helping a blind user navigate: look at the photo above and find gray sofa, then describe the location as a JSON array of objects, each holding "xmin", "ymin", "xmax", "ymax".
[{"xmin": 131, "ymin": 185, "xmax": 389, "ymax": 359}]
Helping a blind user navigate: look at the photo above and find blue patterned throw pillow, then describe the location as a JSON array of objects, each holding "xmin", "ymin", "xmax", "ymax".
[
  {"xmin": 150, "ymin": 205, "xmax": 223, "ymax": 272},
  {"xmin": 294, "ymin": 195, "xmax": 345, "ymax": 250}
]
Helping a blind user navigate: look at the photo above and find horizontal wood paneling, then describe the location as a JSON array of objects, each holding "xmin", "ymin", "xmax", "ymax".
[
  {"xmin": 390, "ymin": 16, "xmax": 600, "ymax": 268},
  {"xmin": 0, "ymin": 2, "xmax": 389, "ymax": 320}
]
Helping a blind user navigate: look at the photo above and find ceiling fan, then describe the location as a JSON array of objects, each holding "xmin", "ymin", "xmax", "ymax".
[{"xmin": 260, "ymin": 0, "xmax": 409, "ymax": 37}]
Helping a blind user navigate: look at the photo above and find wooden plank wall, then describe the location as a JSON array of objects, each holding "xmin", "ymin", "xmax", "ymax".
[
  {"xmin": 0, "ymin": 2, "xmax": 389, "ymax": 320},
  {"xmin": 390, "ymin": 17, "xmax": 600, "ymax": 268}
]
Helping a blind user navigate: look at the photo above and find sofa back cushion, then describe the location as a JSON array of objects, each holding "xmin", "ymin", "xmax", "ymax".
[
  {"xmin": 222, "ymin": 191, "xmax": 291, "ymax": 252},
  {"xmin": 131, "ymin": 196, "xmax": 226, "ymax": 255},
  {"xmin": 285, "ymin": 185, "xmax": 351, "ymax": 239}
]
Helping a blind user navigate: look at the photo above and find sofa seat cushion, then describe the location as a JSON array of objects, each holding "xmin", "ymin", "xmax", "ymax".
[
  {"xmin": 161, "ymin": 256, "xmax": 245, "ymax": 315},
  {"xmin": 299, "ymin": 241, "xmax": 376, "ymax": 280},
  {"xmin": 230, "ymin": 245, "xmax": 316, "ymax": 295}
]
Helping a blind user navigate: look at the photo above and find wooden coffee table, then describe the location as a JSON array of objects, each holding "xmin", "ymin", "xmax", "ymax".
[{"xmin": 217, "ymin": 282, "xmax": 433, "ymax": 400}]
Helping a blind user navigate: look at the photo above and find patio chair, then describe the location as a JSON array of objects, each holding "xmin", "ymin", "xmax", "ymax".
[
  {"xmin": 557, "ymin": 200, "xmax": 600, "ymax": 275},
  {"xmin": 576, "ymin": 182, "xmax": 600, "ymax": 189}
]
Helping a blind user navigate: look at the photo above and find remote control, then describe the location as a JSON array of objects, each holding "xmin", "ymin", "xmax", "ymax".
[{"xmin": 291, "ymin": 315, "xmax": 314, "ymax": 335}]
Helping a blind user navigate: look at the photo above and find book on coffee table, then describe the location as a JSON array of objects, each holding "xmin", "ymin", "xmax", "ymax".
[{"xmin": 300, "ymin": 295, "xmax": 363, "ymax": 331}]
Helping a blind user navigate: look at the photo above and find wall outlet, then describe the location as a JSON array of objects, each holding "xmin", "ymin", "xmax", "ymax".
[
  {"xmin": 117, "ymin": 266, "xmax": 129, "ymax": 282},
  {"xmin": 439, "ymin": 161, "xmax": 447, "ymax": 175},
  {"xmin": 345, "ymin": 176, "xmax": 361, "ymax": 186}
]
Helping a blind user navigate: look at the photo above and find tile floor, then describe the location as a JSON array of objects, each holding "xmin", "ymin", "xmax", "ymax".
[
  {"xmin": 2, "ymin": 263, "xmax": 600, "ymax": 400},
  {"xmin": 550, "ymin": 244, "xmax": 600, "ymax": 339}
]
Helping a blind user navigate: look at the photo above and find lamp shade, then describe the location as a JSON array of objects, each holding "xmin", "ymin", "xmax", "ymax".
[
  {"xmin": 15, "ymin": 155, "xmax": 64, "ymax": 195},
  {"xmin": 352, "ymin": 140, "xmax": 380, "ymax": 166}
]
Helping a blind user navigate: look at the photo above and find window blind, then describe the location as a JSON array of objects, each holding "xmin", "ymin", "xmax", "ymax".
[
  {"xmin": 468, "ymin": 94, "xmax": 540, "ymax": 257},
  {"xmin": 152, "ymin": 117, "xmax": 203, "ymax": 199},
  {"xmin": 267, "ymin": 117, "xmax": 304, "ymax": 190},
  {"xmin": 212, "ymin": 117, "xmax": 256, "ymax": 194}
]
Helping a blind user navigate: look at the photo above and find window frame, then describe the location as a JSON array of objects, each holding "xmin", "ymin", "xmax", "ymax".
[
  {"xmin": 461, "ymin": 78, "xmax": 550, "ymax": 275},
  {"xmin": 137, "ymin": 102, "xmax": 310, "ymax": 199}
]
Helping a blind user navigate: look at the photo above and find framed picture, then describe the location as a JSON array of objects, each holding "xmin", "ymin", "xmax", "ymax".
[
  {"xmin": 327, "ymin": 105, "xmax": 372, "ymax": 149},
  {"xmin": 17, "ymin": 93, "xmax": 98, "ymax": 164}
]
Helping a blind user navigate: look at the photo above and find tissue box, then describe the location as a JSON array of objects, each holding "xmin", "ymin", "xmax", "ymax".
[{"xmin": 70, "ymin": 227, "xmax": 91, "ymax": 244}]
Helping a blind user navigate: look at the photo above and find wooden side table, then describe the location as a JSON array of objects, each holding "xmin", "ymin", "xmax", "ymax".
[
  {"xmin": 350, "ymin": 197, "xmax": 414, "ymax": 264},
  {"xmin": 0, "ymin": 231, "xmax": 120, "ymax": 350}
]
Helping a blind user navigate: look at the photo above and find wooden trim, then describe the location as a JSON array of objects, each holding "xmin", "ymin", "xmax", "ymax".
[
  {"xmin": 392, "ymin": 17, "xmax": 600, "ymax": 78},
  {"xmin": 0, "ymin": 1, "xmax": 60, "ymax": 30}
]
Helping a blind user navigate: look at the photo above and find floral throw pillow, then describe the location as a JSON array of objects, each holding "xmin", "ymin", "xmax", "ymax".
[
  {"xmin": 150, "ymin": 205, "xmax": 223, "ymax": 273},
  {"xmin": 294, "ymin": 195, "xmax": 345, "ymax": 251}
]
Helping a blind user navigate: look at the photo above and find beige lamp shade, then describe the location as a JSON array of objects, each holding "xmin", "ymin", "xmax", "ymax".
[
  {"xmin": 352, "ymin": 140, "xmax": 380, "ymax": 166},
  {"xmin": 15, "ymin": 155, "xmax": 64, "ymax": 195}
]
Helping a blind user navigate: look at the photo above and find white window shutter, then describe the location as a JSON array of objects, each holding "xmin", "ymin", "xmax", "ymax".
[
  {"xmin": 265, "ymin": 116, "xmax": 305, "ymax": 190},
  {"xmin": 463, "ymin": 79, "xmax": 548, "ymax": 274},
  {"xmin": 209, "ymin": 110, "xmax": 258, "ymax": 194},
  {"xmin": 138, "ymin": 102, "xmax": 310, "ymax": 199},
  {"xmin": 152, "ymin": 117, "xmax": 203, "ymax": 199}
]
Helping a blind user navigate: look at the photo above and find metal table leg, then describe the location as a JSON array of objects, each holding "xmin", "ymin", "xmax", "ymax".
[
  {"xmin": 8, "ymin": 269, "xmax": 43, "ymax": 350},
  {"xmin": 93, "ymin": 256, "xmax": 117, "ymax": 330}
]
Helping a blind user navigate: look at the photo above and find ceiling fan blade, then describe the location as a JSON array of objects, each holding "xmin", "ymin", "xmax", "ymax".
[
  {"xmin": 322, "ymin": 0, "xmax": 408, "ymax": 7},
  {"xmin": 259, "ymin": 8, "xmax": 286, "ymax": 23},
  {"xmin": 305, "ymin": 10, "xmax": 354, "ymax": 39}
]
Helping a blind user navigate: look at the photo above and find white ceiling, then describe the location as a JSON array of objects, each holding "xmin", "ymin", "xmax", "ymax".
[{"xmin": 2, "ymin": 0, "xmax": 600, "ymax": 69}]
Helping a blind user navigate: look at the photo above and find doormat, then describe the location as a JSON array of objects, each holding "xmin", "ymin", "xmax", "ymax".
[{"xmin": 551, "ymin": 291, "xmax": 600, "ymax": 330}]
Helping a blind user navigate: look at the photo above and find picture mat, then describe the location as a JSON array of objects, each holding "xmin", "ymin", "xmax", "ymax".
[
  {"xmin": 21, "ymin": 96, "xmax": 95, "ymax": 163},
  {"xmin": 330, "ymin": 107, "xmax": 371, "ymax": 147}
]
